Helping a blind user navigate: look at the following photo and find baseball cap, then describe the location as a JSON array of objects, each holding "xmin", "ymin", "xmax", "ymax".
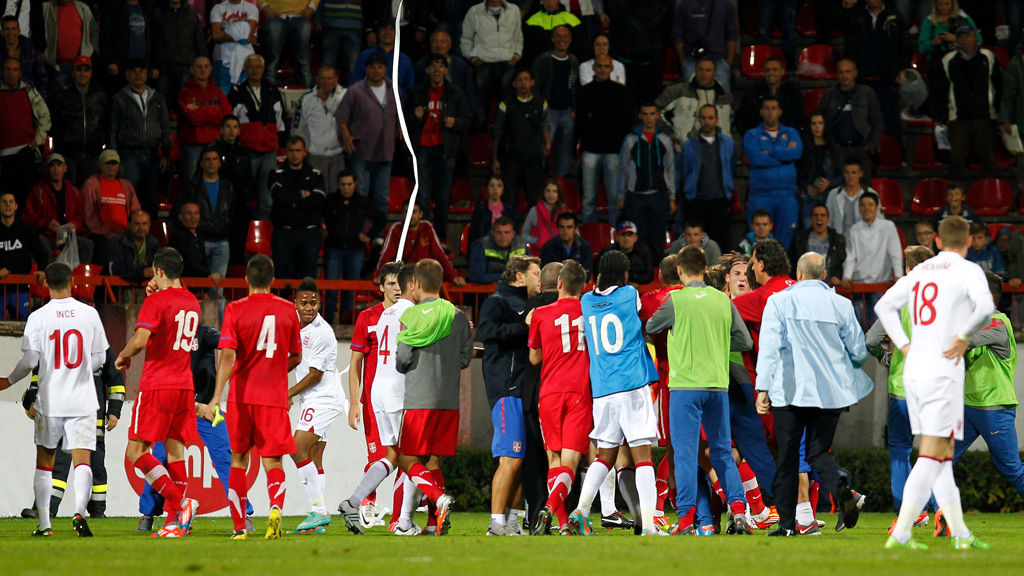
[
  {"xmin": 955, "ymin": 21, "xmax": 976, "ymax": 35},
  {"xmin": 99, "ymin": 149, "xmax": 120, "ymax": 164},
  {"xmin": 45, "ymin": 153, "xmax": 66, "ymax": 165},
  {"xmin": 73, "ymin": 56, "xmax": 92, "ymax": 68},
  {"xmin": 616, "ymin": 221, "xmax": 638, "ymax": 235}
]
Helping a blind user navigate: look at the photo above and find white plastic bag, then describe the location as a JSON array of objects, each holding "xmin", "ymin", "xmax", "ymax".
[
  {"xmin": 56, "ymin": 228, "xmax": 80, "ymax": 269},
  {"xmin": 1002, "ymin": 125, "xmax": 1024, "ymax": 155},
  {"xmin": 934, "ymin": 124, "xmax": 951, "ymax": 151}
]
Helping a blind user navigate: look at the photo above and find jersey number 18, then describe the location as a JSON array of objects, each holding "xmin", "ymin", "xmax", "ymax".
[{"xmin": 911, "ymin": 282, "xmax": 938, "ymax": 326}]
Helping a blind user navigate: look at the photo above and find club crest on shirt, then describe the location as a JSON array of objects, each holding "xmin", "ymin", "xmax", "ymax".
[
  {"xmin": 512, "ymin": 441, "xmax": 522, "ymax": 453},
  {"xmin": 368, "ymin": 442, "xmax": 377, "ymax": 453},
  {"xmin": 190, "ymin": 338, "xmax": 199, "ymax": 351}
]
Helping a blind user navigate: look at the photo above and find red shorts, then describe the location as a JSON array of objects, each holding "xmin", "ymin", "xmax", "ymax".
[
  {"xmin": 539, "ymin": 392, "xmax": 593, "ymax": 454},
  {"xmin": 227, "ymin": 402, "xmax": 297, "ymax": 457},
  {"xmin": 362, "ymin": 399, "xmax": 386, "ymax": 462},
  {"xmin": 129, "ymin": 389, "xmax": 196, "ymax": 443},
  {"xmin": 399, "ymin": 409, "xmax": 458, "ymax": 457},
  {"xmin": 657, "ymin": 384, "xmax": 671, "ymax": 447}
]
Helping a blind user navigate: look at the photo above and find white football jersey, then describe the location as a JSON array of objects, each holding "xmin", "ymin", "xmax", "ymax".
[
  {"xmin": 875, "ymin": 250, "xmax": 994, "ymax": 377},
  {"xmin": 371, "ymin": 298, "xmax": 414, "ymax": 413},
  {"xmin": 295, "ymin": 313, "xmax": 343, "ymax": 406},
  {"xmin": 23, "ymin": 297, "xmax": 109, "ymax": 417}
]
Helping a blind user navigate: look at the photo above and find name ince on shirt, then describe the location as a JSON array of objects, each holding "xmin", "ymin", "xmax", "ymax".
[{"xmin": 56, "ymin": 310, "xmax": 76, "ymax": 318}]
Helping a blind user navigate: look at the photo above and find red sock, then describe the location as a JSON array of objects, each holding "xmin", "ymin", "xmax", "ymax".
[
  {"xmin": 408, "ymin": 463, "xmax": 444, "ymax": 503},
  {"xmin": 738, "ymin": 461, "xmax": 765, "ymax": 515},
  {"xmin": 135, "ymin": 453, "xmax": 182, "ymax": 514},
  {"xmin": 267, "ymin": 467, "xmax": 286, "ymax": 510},
  {"xmin": 390, "ymin": 470, "xmax": 405, "ymax": 526},
  {"xmin": 544, "ymin": 466, "xmax": 572, "ymax": 521},
  {"xmin": 679, "ymin": 506, "xmax": 695, "ymax": 528},
  {"xmin": 709, "ymin": 487, "xmax": 723, "ymax": 521},
  {"xmin": 655, "ymin": 457, "xmax": 670, "ymax": 511},
  {"xmin": 808, "ymin": 481, "xmax": 819, "ymax": 517},
  {"xmin": 430, "ymin": 468, "xmax": 446, "ymax": 491},
  {"xmin": 711, "ymin": 480, "xmax": 726, "ymax": 504},
  {"xmin": 168, "ymin": 460, "xmax": 188, "ymax": 499},
  {"xmin": 667, "ymin": 487, "xmax": 676, "ymax": 511},
  {"xmin": 427, "ymin": 468, "xmax": 445, "ymax": 525},
  {"xmin": 228, "ymin": 466, "xmax": 248, "ymax": 532},
  {"xmin": 730, "ymin": 500, "xmax": 746, "ymax": 517}
]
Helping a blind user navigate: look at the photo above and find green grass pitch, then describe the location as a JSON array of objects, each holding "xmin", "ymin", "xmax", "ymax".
[{"xmin": 1, "ymin": 513, "xmax": 1022, "ymax": 575}]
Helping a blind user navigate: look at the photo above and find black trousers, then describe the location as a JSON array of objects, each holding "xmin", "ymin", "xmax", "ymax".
[
  {"xmin": 772, "ymin": 406, "xmax": 843, "ymax": 531},
  {"xmin": 0, "ymin": 147, "xmax": 39, "ymax": 209},
  {"xmin": 948, "ymin": 117, "xmax": 995, "ymax": 180},
  {"xmin": 501, "ymin": 156, "xmax": 545, "ymax": 210},
  {"xmin": 522, "ymin": 406, "xmax": 548, "ymax": 530},
  {"xmin": 50, "ymin": 427, "xmax": 108, "ymax": 515},
  {"xmin": 624, "ymin": 190, "xmax": 670, "ymax": 256},
  {"xmin": 684, "ymin": 198, "xmax": 731, "ymax": 254}
]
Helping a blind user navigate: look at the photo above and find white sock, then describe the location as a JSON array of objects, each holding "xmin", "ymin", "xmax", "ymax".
[
  {"xmin": 892, "ymin": 456, "xmax": 942, "ymax": 543},
  {"xmin": 635, "ymin": 463, "xmax": 657, "ymax": 531},
  {"xmin": 506, "ymin": 508, "xmax": 520, "ymax": 526},
  {"xmin": 73, "ymin": 464, "xmax": 93, "ymax": 517},
  {"xmin": 297, "ymin": 460, "xmax": 326, "ymax": 514},
  {"xmin": 490, "ymin": 513, "xmax": 506, "ymax": 529},
  {"xmin": 932, "ymin": 460, "xmax": 970, "ymax": 539},
  {"xmin": 796, "ymin": 501, "xmax": 814, "ymax": 526},
  {"xmin": 617, "ymin": 467, "xmax": 638, "ymax": 519},
  {"xmin": 348, "ymin": 460, "xmax": 393, "ymax": 508},
  {"xmin": 34, "ymin": 467, "xmax": 52, "ymax": 530},
  {"xmin": 579, "ymin": 459, "xmax": 612, "ymax": 517},
  {"xmin": 599, "ymin": 466, "xmax": 617, "ymax": 514}
]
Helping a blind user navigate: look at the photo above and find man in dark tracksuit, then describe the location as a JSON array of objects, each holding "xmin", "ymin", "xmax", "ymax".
[
  {"xmin": 492, "ymin": 69, "xmax": 550, "ymax": 209},
  {"xmin": 619, "ymin": 104, "xmax": 675, "ymax": 256},
  {"xmin": 21, "ymin": 348, "xmax": 124, "ymax": 518}
]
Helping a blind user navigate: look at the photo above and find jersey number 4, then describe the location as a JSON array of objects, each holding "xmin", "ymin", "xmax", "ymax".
[
  {"xmin": 172, "ymin": 310, "xmax": 199, "ymax": 351},
  {"xmin": 554, "ymin": 314, "xmax": 585, "ymax": 353},
  {"xmin": 911, "ymin": 282, "xmax": 938, "ymax": 326},
  {"xmin": 49, "ymin": 329, "xmax": 83, "ymax": 370},
  {"xmin": 257, "ymin": 316, "xmax": 278, "ymax": 358}
]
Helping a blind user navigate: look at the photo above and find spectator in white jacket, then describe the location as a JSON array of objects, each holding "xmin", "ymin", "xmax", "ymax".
[
  {"xmin": 841, "ymin": 191, "xmax": 903, "ymax": 327},
  {"xmin": 823, "ymin": 158, "xmax": 878, "ymax": 238},
  {"xmin": 293, "ymin": 65, "xmax": 345, "ymax": 194},
  {"xmin": 461, "ymin": 0, "xmax": 523, "ymax": 129}
]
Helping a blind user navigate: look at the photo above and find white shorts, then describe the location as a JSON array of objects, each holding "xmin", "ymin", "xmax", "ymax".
[
  {"xmin": 591, "ymin": 386, "xmax": 658, "ymax": 449},
  {"xmin": 904, "ymin": 373, "xmax": 965, "ymax": 441},
  {"xmin": 34, "ymin": 414, "xmax": 96, "ymax": 451},
  {"xmin": 374, "ymin": 410, "xmax": 404, "ymax": 448},
  {"xmin": 294, "ymin": 402, "xmax": 343, "ymax": 442}
]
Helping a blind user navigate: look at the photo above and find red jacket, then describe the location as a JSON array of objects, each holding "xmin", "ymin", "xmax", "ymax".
[
  {"xmin": 23, "ymin": 179, "xmax": 86, "ymax": 242},
  {"xmin": 732, "ymin": 274, "xmax": 795, "ymax": 384},
  {"xmin": 178, "ymin": 77, "xmax": 232, "ymax": 145},
  {"xmin": 639, "ymin": 284, "xmax": 681, "ymax": 390},
  {"xmin": 374, "ymin": 221, "xmax": 459, "ymax": 282}
]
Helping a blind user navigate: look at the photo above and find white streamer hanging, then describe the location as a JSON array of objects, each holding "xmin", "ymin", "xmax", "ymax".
[{"xmin": 392, "ymin": 1, "xmax": 419, "ymax": 261}]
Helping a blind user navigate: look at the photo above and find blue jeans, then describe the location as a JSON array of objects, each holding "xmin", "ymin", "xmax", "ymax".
[
  {"xmin": 180, "ymin": 144, "xmax": 205, "ymax": 180},
  {"xmin": 51, "ymin": 63, "xmax": 73, "ymax": 92},
  {"xmin": 324, "ymin": 247, "xmax": 364, "ymax": 323},
  {"xmin": 545, "ymin": 108, "xmax": 574, "ymax": 177},
  {"xmin": 746, "ymin": 194, "xmax": 798, "ymax": 249},
  {"xmin": 205, "ymin": 239, "xmax": 229, "ymax": 317},
  {"xmin": 670, "ymin": 389, "xmax": 745, "ymax": 519},
  {"xmin": 581, "ymin": 152, "xmax": 620, "ymax": 224},
  {"xmin": 321, "ymin": 24, "xmax": 362, "ymax": 86},
  {"xmin": 757, "ymin": 0, "xmax": 798, "ymax": 71},
  {"xmin": 250, "ymin": 150, "xmax": 277, "ymax": 220},
  {"xmin": 350, "ymin": 156, "xmax": 391, "ymax": 219},
  {"xmin": 852, "ymin": 291, "xmax": 880, "ymax": 332},
  {"xmin": 415, "ymin": 146, "xmax": 455, "ymax": 242},
  {"xmin": 954, "ymin": 407, "xmax": 1024, "ymax": 500},
  {"xmin": 120, "ymin": 149, "xmax": 161, "ymax": 217},
  {"xmin": 264, "ymin": 16, "xmax": 312, "ymax": 88},
  {"xmin": 729, "ymin": 381, "xmax": 777, "ymax": 498},
  {"xmin": 5, "ymin": 291, "xmax": 29, "ymax": 320},
  {"xmin": 271, "ymin": 227, "xmax": 321, "ymax": 280},
  {"xmin": 474, "ymin": 61, "xmax": 514, "ymax": 128},
  {"xmin": 681, "ymin": 58, "xmax": 731, "ymax": 92}
]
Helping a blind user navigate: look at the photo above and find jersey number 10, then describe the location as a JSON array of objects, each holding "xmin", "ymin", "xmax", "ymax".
[
  {"xmin": 911, "ymin": 281, "xmax": 938, "ymax": 326},
  {"xmin": 587, "ymin": 313, "xmax": 624, "ymax": 355},
  {"xmin": 49, "ymin": 329, "xmax": 83, "ymax": 370}
]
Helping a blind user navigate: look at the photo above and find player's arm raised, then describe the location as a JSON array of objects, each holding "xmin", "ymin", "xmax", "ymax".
[
  {"xmin": 347, "ymin": 349, "xmax": 365, "ymax": 429},
  {"xmin": 115, "ymin": 328, "xmax": 152, "ymax": 371},
  {"xmin": 0, "ymin": 350, "xmax": 41, "ymax": 391}
]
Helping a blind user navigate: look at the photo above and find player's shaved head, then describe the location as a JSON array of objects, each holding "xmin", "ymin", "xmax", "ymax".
[
  {"xmin": 44, "ymin": 261, "xmax": 73, "ymax": 290},
  {"xmin": 246, "ymin": 254, "xmax": 275, "ymax": 288},
  {"xmin": 937, "ymin": 215, "xmax": 970, "ymax": 250},
  {"xmin": 413, "ymin": 259, "xmax": 444, "ymax": 293},
  {"xmin": 676, "ymin": 245, "xmax": 706, "ymax": 277},
  {"xmin": 540, "ymin": 262, "xmax": 563, "ymax": 291},
  {"xmin": 153, "ymin": 247, "xmax": 184, "ymax": 279},
  {"xmin": 659, "ymin": 255, "xmax": 680, "ymax": 285},
  {"xmin": 397, "ymin": 262, "xmax": 416, "ymax": 294},
  {"xmin": 597, "ymin": 250, "xmax": 629, "ymax": 290},
  {"xmin": 904, "ymin": 245, "xmax": 934, "ymax": 271},
  {"xmin": 380, "ymin": 261, "xmax": 403, "ymax": 286},
  {"xmin": 796, "ymin": 252, "xmax": 827, "ymax": 281},
  {"xmin": 558, "ymin": 260, "xmax": 586, "ymax": 295}
]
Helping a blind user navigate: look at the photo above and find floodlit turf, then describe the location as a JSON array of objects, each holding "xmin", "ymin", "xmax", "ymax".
[{"xmin": 1, "ymin": 513, "xmax": 1023, "ymax": 575}]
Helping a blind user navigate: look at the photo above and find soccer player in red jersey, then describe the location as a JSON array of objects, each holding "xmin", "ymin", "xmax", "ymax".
[
  {"xmin": 348, "ymin": 262, "xmax": 403, "ymax": 528},
  {"xmin": 527, "ymin": 260, "xmax": 593, "ymax": 535},
  {"xmin": 115, "ymin": 248, "xmax": 201, "ymax": 538},
  {"xmin": 210, "ymin": 254, "xmax": 303, "ymax": 540}
]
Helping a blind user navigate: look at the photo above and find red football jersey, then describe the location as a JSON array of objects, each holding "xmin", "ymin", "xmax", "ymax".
[
  {"xmin": 350, "ymin": 303, "xmax": 384, "ymax": 405},
  {"xmin": 528, "ymin": 298, "xmax": 590, "ymax": 397},
  {"xmin": 640, "ymin": 285, "xmax": 680, "ymax": 389},
  {"xmin": 219, "ymin": 293, "xmax": 302, "ymax": 408},
  {"xmin": 136, "ymin": 287, "xmax": 200, "ymax": 392}
]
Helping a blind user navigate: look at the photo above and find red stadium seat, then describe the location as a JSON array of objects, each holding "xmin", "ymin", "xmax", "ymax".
[
  {"xmin": 983, "ymin": 45, "xmax": 1009, "ymax": 69},
  {"xmin": 151, "ymin": 219, "xmax": 173, "ymax": 248},
  {"xmin": 245, "ymin": 220, "xmax": 274, "ymax": 256},
  {"xmin": 742, "ymin": 45, "xmax": 785, "ymax": 80},
  {"xmin": 468, "ymin": 133, "xmax": 492, "ymax": 169},
  {"xmin": 732, "ymin": 190, "xmax": 742, "ymax": 215},
  {"xmin": 450, "ymin": 178, "xmax": 474, "ymax": 214},
  {"xmin": 995, "ymin": 144, "xmax": 1017, "ymax": 171},
  {"xmin": 871, "ymin": 178, "xmax": 904, "ymax": 216},
  {"xmin": 460, "ymin": 223, "xmax": 471, "ymax": 257},
  {"xmin": 552, "ymin": 177, "xmax": 582, "ymax": 212},
  {"xmin": 663, "ymin": 47, "xmax": 681, "ymax": 82},
  {"xmin": 911, "ymin": 135, "xmax": 949, "ymax": 171},
  {"xmin": 966, "ymin": 178, "xmax": 1013, "ymax": 216},
  {"xmin": 72, "ymin": 264, "xmax": 101, "ymax": 302},
  {"xmin": 803, "ymin": 88, "xmax": 826, "ymax": 116},
  {"xmin": 911, "ymin": 178, "xmax": 951, "ymax": 216},
  {"xmin": 796, "ymin": 45, "xmax": 840, "ymax": 79},
  {"xmin": 876, "ymin": 135, "xmax": 903, "ymax": 172},
  {"xmin": 579, "ymin": 222, "xmax": 614, "ymax": 257},
  {"xmin": 169, "ymin": 132, "xmax": 181, "ymax": 163},
  {"xmin": 989, "ymin": 223, "xmax": 1016, "ymax": 238},
  {"xmin": 388, "ymin": 176, "xmax": 415, "ymax": 213},
  {"xmin": 896, "ymin": 226, "xmax": 906, "ymax": 249}
]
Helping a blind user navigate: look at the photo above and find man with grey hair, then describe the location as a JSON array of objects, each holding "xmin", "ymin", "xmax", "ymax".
[
  {"xmin": 756, "ymin": 252, "xmax": 873, "ymax": 537},
  {"xmin": 227, "ymin": 54, "xmax": 285, "ymax": 220}
]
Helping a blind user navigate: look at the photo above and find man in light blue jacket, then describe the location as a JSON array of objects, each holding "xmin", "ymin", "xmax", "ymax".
[
  {"xmin": 755, "ymin": 252, "xmax": 873, "ymax": 537},
  {"xmin": 743, "ymin": 96, "xmax": 802, "ymax": 249}
]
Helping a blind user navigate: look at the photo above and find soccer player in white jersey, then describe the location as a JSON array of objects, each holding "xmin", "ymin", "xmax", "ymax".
[
  {"xmin": 339, "ymin": 263, "xmax": 417, "ymax": 535},
  {"xmin": 875, "ymin": 216, "xmax": 994, "ymax": 550},
  {"xmin": 289, "ymin": 278, "xmax": 344, "ymax": 533},
  {"xmin": 0, "ymin": 262, "xmax": 109, "ymax": 537}
]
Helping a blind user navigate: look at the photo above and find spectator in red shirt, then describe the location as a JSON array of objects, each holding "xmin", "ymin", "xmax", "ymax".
[
  {"xmin": 374, "ymin": 201, "xmax": 465, "ymax": 286},
  {"xmin": 42, "ymin": 0, "xmax": 99, "ymax": 90},
  {"xmin": 82, "ymin": 149, "xmax": 142, "ymax": 266},
  {"xmin": 178, "ymin": 56, "xmax": 232, "ymax": 178},
  {"xmin": 24, "ymin": 154, "xmax": 94, "ymax": 264}
]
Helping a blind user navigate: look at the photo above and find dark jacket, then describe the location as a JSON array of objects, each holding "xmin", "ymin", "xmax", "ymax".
[
  {"xmin": 493, "ymin": 94, "xmax": 548, "ymax": 160},
  {"xmin": 50, "ymin": 82, "xmax": 108, "ymax": 157},
  {"xmin": 619, "ymin": 126, "xmax": 674, "ymax": 195},
  {"xmin": 540, "ymin": 235, "xmax": 594, "ymax": 280},
  {"xmin": 737, "ymin": 80, "xmax": 806, "ymax": 134},
  {"xmin": 842, "ymin": 4, "xmax": 912, "ymax": 85},
  {"xmin": 413, "ymin": 53, "xmax": 478, "ymax": 114},
  {"xmin": 469, "ymin": 200, "xmax": 516, "ymax": 246},
  {"xmin": 596, "ymin": 241, "xmax": 654, "ymax": 285},
  {"xmin": 158, "ymin": 3, "xmax": 206, "ymax": 67},
  {"xmin": 23, "ymin": 178, "xmax": 86, "ymax": 242},
  {"xmin": 405, "ymin": 80, "xmax": 472, "ymax": 160},
  {"xmin": 268, "ymin": 163, "xmax": 326, "ymax": 229},
  {"xmin": 99, "ymin": 0, "xmax": 161, "ymax": 72},
  {"xmin": 531, "ymin": 50, "xmax": 580, "ymax": 109},
  {"xmin": 192, "ymin": 324, "xmax": 219, "ymax": 404},
  {"xmin": 575, "ymin": 79, "xmax": 632, "ymax": 154},
  {"xmin": 797, "ymin": 140, "xmax": 844, "ymax": 193},
  {"xmin": 108, "ymin": 231, "xmax": 159, "ymax": 283},
  {"xmin": 169, "ymin": 222, "xmax": 209, "ymax": 277},
  {"xmin": 324, "ymin": 191, "xmax": 385, "ymax": 251},
  {"xmin": 520, "ymin": 290, "xmax": 558, "ymax": 413},
  {"xmin": 212, "ymin": 136, "xmax": 254, "ymax": 212},
  {"xmin": 0, "ymin": 218, "xmax": 48, "ymax": 273},
  {"xmin": 605, "ymin": 0, "xmax": 671, "ymax": 62},
  {"xmin": 467, "ymin": 233, "xmax": 529, "ymax": 284},
  {"xmin": 934, "ymin": 48, "xmax": 1002, "ymax": 123},
  {"xmin": 789, "ymin": 227, "xmax": 847, "ymax": 282},
  {"xmin": 477, "ymin": 281, "xmax": 530, "ymax": 407},
  {"xmin": 818, "ymin": 84, "xmax": 884, "ymax": 153},
  {"xmin": 11, "ymin": 35, "xmax": 49, "ymax": 100},
  {"xmin": 179, "ymin": 174, "xmax": 236, "ymax": 241}
]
